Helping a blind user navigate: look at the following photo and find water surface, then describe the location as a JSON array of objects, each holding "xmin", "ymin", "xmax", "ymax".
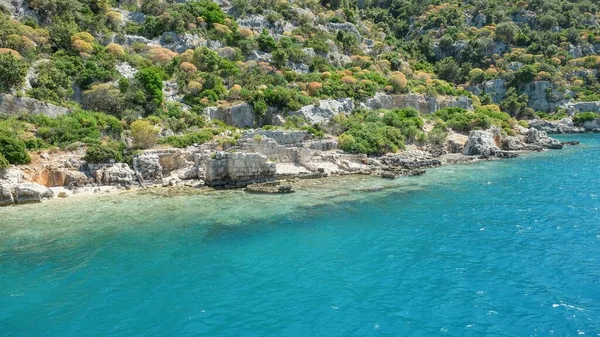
[{"xmin": 1, "ymin": 135, "xmax": 599, "ymax": 336}]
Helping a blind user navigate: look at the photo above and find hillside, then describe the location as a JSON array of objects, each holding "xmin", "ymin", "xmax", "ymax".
[{"xmin": 0, "ymin": 0, "xmax": 597, "ymax": 183}]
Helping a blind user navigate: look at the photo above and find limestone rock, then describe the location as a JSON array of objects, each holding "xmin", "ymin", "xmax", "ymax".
[
  {"xmin": 325, "ymin": 22, "xmax": 362, "ymax": 41},
  {"xmin": 528, "ymin": 118, "xmax": 585, "ymax": 134},
  {"xmin": 89, "ymin": 163, "xmax": 135, "ymax": 186},
  {"xmin": 32, "ymin": 167, "xmax": 88, "ymax": 188},
  {"xmin": 209, "ymin": 103, "xmax": 256, "ymax": 128},
  {"xmin": 562, "ymin": 101, "xmax": 600, "ymax": 115},
  {"xmin": 205, "ymin": 152, "xmax": 276, "ymax": 187},
  {"xmin": 0, "ymin": 94, "xmax": 69, "ymax": 117},
  {"xmin": 582, "ymin": 118, "xmax": 600, "ymax": 132},
  {"xmin": 133, "ymin": 154, "xmax": 162, "ymax": 181},
  {"xmin": 15, "ymin": 183, "xmax": 54, "ymax": 204},
  {"xmin": 462, "ymin": 127, "xmax": 503, "ymax": 158},
  {"xmin": 242, "ymin": 130, "xmax": 309, "ymax": 146},
  {"xmin": 291, "ymin": 98, "xmax": 354, "ymax": 124},
  {"xmin": 524, "ymin": 128, "xmax": 563, "ymax": 149},
  {"xmin": 116, "ymin": 62, "xmax": 137, "ymax": 79},
  {"xmin": 0, "ymin": 183, "xmax": 14, "ymax": 206},
  {"xmin": 363, "ymin": 92, "xmax": 473, "ymax": 113},
  {"xmin": 524, "ymin": 81, "xmax": 569, "ymax": 112}
]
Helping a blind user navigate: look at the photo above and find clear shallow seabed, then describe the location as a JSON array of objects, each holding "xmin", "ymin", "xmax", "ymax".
[{"xmin": 1, "ymin": 135, "xmax": 599, "ymax": 337}]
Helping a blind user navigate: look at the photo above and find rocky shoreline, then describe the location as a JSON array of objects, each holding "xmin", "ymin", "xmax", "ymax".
[{"xmin": 0, "ymin": 122, "xmax": 583, "ymax": 207}]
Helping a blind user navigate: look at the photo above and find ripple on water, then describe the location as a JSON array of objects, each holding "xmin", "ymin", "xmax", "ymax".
[{"xmin": 0, "ymin": 135, "xmax": 599, "ymax": 337}]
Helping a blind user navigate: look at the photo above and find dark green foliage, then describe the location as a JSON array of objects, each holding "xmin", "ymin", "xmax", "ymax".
[
  {"xmin": 0, "ymin": 53, "xmax": 28, "ymax": 93},
  {"xmin": 0, "ymin": 153, "xmax": 9, "ymax": 171},
  {"xmin": 382, "ymin": 108, "xmax": 424, "ymax": 141},
  {"xmin": 83, "ymin": 143, "xmax": 122, "ymax": 163},
  {"xmin": 135, "ymin": 67, "xmax": 164, "ymax": 114},
  {"xmin": 30, "ymin": 111, "xmax": 122, "ymax": 146},
  {"xmin": 0, "ymin": 133, "xmax": 31, "ymax": 164},
  {"xmin": 28, "ymin": 61, "xmax": 73, "ymax": 103},
  {"xmin": 339, "ymin": 122, "xmax": 405, "ymax": 155},
  {"xmin": 573, "ymin": 112, "xmax": 600, "ymax": 125},
  {"xmin": 257, "ymin": 29, "xmax": 276, "ymax": 52}
]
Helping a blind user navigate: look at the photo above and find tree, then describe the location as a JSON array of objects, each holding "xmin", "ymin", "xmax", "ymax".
[
  {"xmin": 134, "ymin": 67, "xmax": 164, "ymax": 114},
  {"xmin": 435, "ymin": 57, "xmax": 461, "ymax": 84},
  {"xmin": 0, "ymin": 53, "xmax": 28, "ymax": 93},
  {"xmin": 130, "ymin": 120, "xmax": 159, "ymax": 149},
  {"xmin": 257, "ymin": 29, "xmax": 276, "ymax": 52},
  {"xmin": 495, "ymin": 22, "xmax": 519, "ymax": 45},
  {"xmin": 82, "ymin": 84, "xmax": 124, "ymax": 117}
]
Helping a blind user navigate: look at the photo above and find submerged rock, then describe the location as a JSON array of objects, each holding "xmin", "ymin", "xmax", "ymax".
[{"xmin": 244, "ymin": 182, "xmax": 295, "ymax": 194}]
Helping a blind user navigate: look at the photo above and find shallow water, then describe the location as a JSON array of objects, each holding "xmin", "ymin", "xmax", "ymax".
[{"xmin": 1, "ymin": 135, "xmax": 599, "ymax": 336}]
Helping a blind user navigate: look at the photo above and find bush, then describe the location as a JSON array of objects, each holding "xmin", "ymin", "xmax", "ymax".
[
  {"xmin": 339, "ymin": 122, "xmax": 404, "ymax": 155},
  {"xmin": 83, "ymin": 143, "xmax": 121, "ymax": 163},
  {"xmin": 0, "ymin": 134, "xmax": 31, "ymax": 164},
  {"xmin": 0, "ymin": 52, "xmax": 28, "ymax": 93},
  {"xmin": 573, "ymin": 112, "xmax": 600, "ymax": 126},
  {"xmin": 130, "ymin": 120, "xmax": 159, "ymax": 149},
  {"xmin": 0, "ymin": 153, "xmax": 9, "ymax": 171}
]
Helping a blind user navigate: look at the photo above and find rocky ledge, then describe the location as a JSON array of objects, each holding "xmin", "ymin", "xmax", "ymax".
[
  {"xmin": 244, "ymin": 182, "xmax": 295, "ymax": 194},
  {"xmin": 0, "ymin": 124, "xmax": 579, "ymax": 206}
]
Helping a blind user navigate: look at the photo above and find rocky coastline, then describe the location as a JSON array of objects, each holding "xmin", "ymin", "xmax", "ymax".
[{"xmin": 0, "ymin": 122, "xmax": 582, "ymax": 207}]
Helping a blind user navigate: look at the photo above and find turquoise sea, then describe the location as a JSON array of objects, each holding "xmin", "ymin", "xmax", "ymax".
[{"xmin": 1, "ymin": 135, "xmax": 599, "ymax": 337}]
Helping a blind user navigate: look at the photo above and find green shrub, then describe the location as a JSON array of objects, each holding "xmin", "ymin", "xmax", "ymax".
[
  {"xmin": 0, "ymin": 134, "xmax": 31, "ymax": 164},
  {"xmin": 0, "ymin": 53, "xmax": 28, "ymax": 93},
  {"xmin": 338, "ymin": 122, "xmax": 404, "ymax": 155},
  {"xmin": 159, "ymin": 129, "xmax": 216, "ymax": 148},
  {"xmin": 573, "ymin": 112, "xmax": 600, "ymax": 126},
  {"xmin": 83, "ymin": 143, "xmax": 122, "ymax": 163},
  {"xmin": 130, "ymin": 120, "xmax": 160, "ymax": 149},
  {"xmin": 0, "ymin": 153, "xmax": 9, "ymax": 171}
]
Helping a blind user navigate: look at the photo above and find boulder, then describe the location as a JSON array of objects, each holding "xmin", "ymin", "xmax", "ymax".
[
  {"xmin": 582, "ymin": 118, "xmax": 600, "ymax": 132},
  {"xmin": 524, "ymin": 128, "xmax": 563, "ymax": 149},
  {"xmin": 209, "ymin": 103, "xmax": 256, "ymax": 128},
  {"xmin": 0, "ymin": 94, "xmax": 69, "ymax": 117},
  {"xmin": 133, "ymin": 154, "xmax": 162, "ymax": 181},
  {"xmin": 0, "ymin": 183, "xmax": 14, "ymax": 206},
  {"xmin": 462, "ymin": 127, "xmax": 503, "ymax": 158},
  {"xmin": 32, "ymin": 167, "xmax": 88, "ymax": 188},
  {"xmin": 15, "ymin": 183, "xmax": 54, "ymax": 204},
  {"xmin": 89, "ymin": 163, "xmax": 135, "ymax": 186}
]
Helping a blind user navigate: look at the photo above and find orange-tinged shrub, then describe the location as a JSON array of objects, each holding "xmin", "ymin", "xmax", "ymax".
[
  {"xmin": 72, "ymin": 39, "xmax": 93, "ymax": 54},
  {"xmin": 106, "ymin": 43, "xmax": 125, "ymax": 58},
  {"xmin": 307, "ymin": 81, "xmax": 322, "ymax": 96},
  {"xmin": 0, "ymin": 48, "xmax": 21, "ymax": 58},
  {"xmin": 341, "ymin": 76, "xmax": 357, "ymax": 85}
]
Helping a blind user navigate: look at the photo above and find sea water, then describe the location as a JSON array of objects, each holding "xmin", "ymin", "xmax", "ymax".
[{"xmin": 1, "ymin": 135, "xmax": 599, "ymax": 336}]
